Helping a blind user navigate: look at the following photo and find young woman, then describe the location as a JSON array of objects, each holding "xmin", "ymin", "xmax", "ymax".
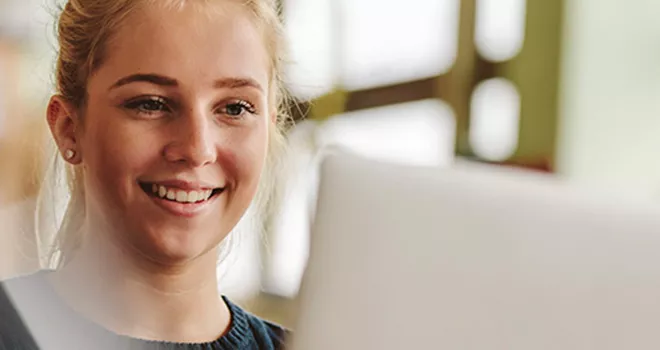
[{"xmin": 1, "ymin": 0, "xmax": 291, "ymax": 348}]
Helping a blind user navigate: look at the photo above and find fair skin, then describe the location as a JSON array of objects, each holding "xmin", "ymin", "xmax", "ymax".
[{"xmin": 45, "ymin": 3, "xmax": 274, "ymax": 343}]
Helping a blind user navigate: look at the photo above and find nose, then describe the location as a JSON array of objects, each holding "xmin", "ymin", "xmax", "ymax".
[{"xmin": 163, "ymin": 109, "xmax": 217, "ymax": 167}]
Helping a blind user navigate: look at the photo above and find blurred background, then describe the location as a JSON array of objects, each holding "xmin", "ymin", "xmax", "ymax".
[{"xmin": 2, "ymin": 0, "xmax": 660, "ymax": 329}]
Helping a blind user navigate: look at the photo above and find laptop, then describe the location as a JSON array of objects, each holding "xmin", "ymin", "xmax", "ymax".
[{"xmin": 289, "ymin": 150, "xmax": 660, "ymax": 350}]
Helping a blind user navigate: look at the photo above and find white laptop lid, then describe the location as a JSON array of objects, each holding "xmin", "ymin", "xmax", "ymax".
[{"xmin": 290, "ymin": 151, "xmax": 660, "ymax": 350}]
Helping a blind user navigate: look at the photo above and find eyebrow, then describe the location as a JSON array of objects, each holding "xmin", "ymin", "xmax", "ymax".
[
  {"xmin": 109, "ymin": 73, "xmax": 264, "ymax": 92},
  {"xmin": 215, "ymin": 77, "xmax": 264, "ymax": 92},
  {"xmin": 110, "ymin": 74, "xmax": 177, "ymax": 89}
]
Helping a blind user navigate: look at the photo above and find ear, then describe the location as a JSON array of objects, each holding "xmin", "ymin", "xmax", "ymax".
[{"xmin": 46, "ymin": 95, "xmax": 82, "ymax": 164}]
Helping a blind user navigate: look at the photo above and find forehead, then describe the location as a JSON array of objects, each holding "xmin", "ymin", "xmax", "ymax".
[{"xmin": 91, "ymin": 3, "xmax": 270, "ymax": 90}]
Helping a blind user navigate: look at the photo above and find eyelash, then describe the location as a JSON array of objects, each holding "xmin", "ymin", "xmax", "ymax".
[
  {"xmin": 123, "ymin": 97, "xmax": 257, "ymax": 119},
  {"xmin": 220, "ymin": 100, "xmax": 257, "ymax": 118},
  {"xmin": 123, "ymin": 96, "xmax": 171, "ymax": 115}
]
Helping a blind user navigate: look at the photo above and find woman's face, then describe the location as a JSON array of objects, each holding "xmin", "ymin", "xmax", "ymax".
[{"xmin": 76, "ymin": 4, "xmax": 271, "ymax": 264}]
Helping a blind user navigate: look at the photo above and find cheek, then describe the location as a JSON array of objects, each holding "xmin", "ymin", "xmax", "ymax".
[
  {"xmin": 80, "ymin": 117, "xmax": 159, "ymax": 206},
  {"xmin": 226, "ymin": 122, "xmax": 270, "ymax": 195}
]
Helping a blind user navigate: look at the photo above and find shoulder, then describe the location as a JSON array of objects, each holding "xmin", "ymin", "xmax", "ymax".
[
  {"xmin": 2, "ymin": 270, "xmax": 47, "ymax": 288},
  {"xmin": 0, "ymin": 274, "xmax": 42, "ymax": 350},
  {"xmin": 0, "ymin": 271, "xmax": 100, "ymax": 349},
  {"xmin": 1, "ymin": 271, "xmax": 50, "ymax": 311},
  {"xmin": 244, "ymin": 313, "xmax": 290, "ymax": 348},
  {"xmin": 222, "ymin": 297, "xmax": 291, "ymax": 350},
  {"xmin": 1, "ymin": 271, "xmax": 54, "ymax": 310}
]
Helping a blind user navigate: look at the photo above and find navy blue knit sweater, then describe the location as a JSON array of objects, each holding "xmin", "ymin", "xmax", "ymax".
[{"xmin": 0, "ymin": 273, "xmax": 288, "ymax": 349}]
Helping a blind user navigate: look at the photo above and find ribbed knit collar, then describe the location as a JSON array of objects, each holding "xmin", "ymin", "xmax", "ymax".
[{"xmin": 136, "ymin": 296, "xmax": 253, "ymax": 349}]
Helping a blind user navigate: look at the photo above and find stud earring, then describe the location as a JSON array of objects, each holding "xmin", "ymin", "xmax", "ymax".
[{"xmin": 64, "ymin": 149, "xmax": 75, "ymax": 160}]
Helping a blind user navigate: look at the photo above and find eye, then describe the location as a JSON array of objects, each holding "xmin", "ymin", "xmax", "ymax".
[
  {"xmin": 123, "ymin": 96, "xmax": 171, "ymax": 115},
  {"xmin": 220, "ymin": 100, "xmax": 256, "ymax": 118}
]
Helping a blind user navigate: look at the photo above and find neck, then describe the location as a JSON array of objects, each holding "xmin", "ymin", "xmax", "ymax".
[{"xmin": 48, "ymin": 223, "xmax": 230, "ymax": 343}]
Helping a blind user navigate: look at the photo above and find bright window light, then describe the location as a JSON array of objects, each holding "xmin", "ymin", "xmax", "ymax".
[
  {"xmin": 339, "ymin": 0, "xmax": 460, "ymax": 90},
  {"xmin": 469, "ymin": 78, "xmax": 521, "ymax": 161},
  {"xmin": 475, "ymin": 0, "xmax": 527, "ymax": 61},
  {"xmin": 283, "ymin": 0, "xmax": 336, "ymax": 99},
  {"xmin": 318, "ymin": 99, "xmax": 456, "ymax": 167}
]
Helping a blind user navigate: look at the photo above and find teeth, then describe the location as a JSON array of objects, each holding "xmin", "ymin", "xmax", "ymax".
[
  {"xmin": 176, "ymin": 191, "xmax": 187, "ymax": 202},
  {"xmin": 149, "ymin": 184, "xmax": 216, "ymax": 203}
]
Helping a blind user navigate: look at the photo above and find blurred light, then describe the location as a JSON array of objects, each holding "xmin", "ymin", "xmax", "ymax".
[
  {"xmin": 283, "ymin": 0, "xmax": 336, "ymax": 100},
  {"xmin": 475, "ymin": 0, "xmax": 527, "ymax": 62},
  {"xmin": 469, "ymin": 78, "xmax": 521, "ymax": 161},
  {"xmin": 318, "ymin": 99, "xmax": 456, "ymax": 167},
  {"xmin": 267, "ymin": 100, "xmax": 456, "ymax": 297},
  {"xmin": 266, "ymin": 122, "xmax": 318, "ymax": 297},
  {"xmin": 339, "ymin": 0, "xmax": 460, "ymax": 90},
  {"xmin": 0, "ymin": 0, "xmax": 50, "ymax": 42}
]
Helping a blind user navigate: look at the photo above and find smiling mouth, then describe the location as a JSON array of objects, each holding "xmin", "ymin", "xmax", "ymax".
[{"xmin": 138, "ymin": 182, "xmax": 224, "ymax": 204}]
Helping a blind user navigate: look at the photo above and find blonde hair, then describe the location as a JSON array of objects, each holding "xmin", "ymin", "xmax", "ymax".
[{"xmin": 36, "ymin": 0, "xmax": 291, "ymax": 269}]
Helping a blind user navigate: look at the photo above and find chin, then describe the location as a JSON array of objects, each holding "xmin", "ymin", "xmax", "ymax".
[{"xmin": 132, "ymin": 224, "xmax": 225, "ymax": 265}]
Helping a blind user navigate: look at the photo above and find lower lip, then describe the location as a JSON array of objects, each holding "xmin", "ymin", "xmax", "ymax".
[{"xmin": 147, "ymin": 193, "xmax": 218, "ymax": 218}]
